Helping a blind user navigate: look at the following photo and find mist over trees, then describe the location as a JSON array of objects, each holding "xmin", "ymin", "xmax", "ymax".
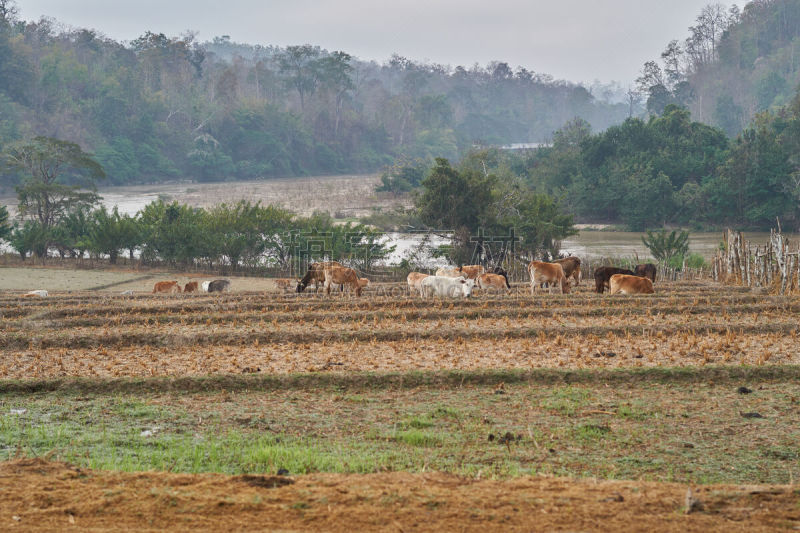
[
  {"xmin": 638, "ymin": 0, "xmax": 800, "ymax": 136},
  {"xmin": 0, "ymin": 2, "xmax": 632, "ymax": 189}
]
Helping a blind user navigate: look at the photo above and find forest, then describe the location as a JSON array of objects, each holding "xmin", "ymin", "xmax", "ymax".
[{"xmin": 0, "ymin": 0, "xmax": 630, "ymax": 188}]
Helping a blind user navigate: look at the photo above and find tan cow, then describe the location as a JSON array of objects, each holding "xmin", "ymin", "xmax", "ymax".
[
  {"xmin": 609, "ymin": 274, "xmax": 655, "ymax": 295},
  {"xmin": 407, "ymin": 272, "xmax": 430, "ymax": 295},
  {"xmin": 476, "ymin": 273, "xmax": 510, "ymax": 293},
  {"xmin": 458, "ymin": 265, "xmax": 485, "ymax": 280},
  {"xmin": 528, "ymin": 261, "xmax": 569, "ymax": 294},
  {"xmin": 297, "ymin": 261, "xmax": 343, "ymax": 292},
  {"xmin": 435, "ymin": 267, "xmax": 462, "ymax": 278},
  {"xmin": 273, "ymin": 278, "xmax": 295, "ymax": 292},
  {"xmin": 183, "ymin": 281, "xmax": 199, "ymax": 293},
  {"xmin": 323, "ymin": 266, "xmax": 363, "ymax": 297},
  {"xmin": 153, "ymin": 281, "xmax": 181, "ymax": 294},
  {"xmin": 554, "ymin": 257, "xmax": 581, "ymax": 286}
]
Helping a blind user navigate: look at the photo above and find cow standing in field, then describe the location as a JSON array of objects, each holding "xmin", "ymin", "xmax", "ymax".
[
  {"xmin": 323, "ymin": 266, "xmax": 363, "ymax": 297},
  {"xmin": 593, "ymin": 267, "xmax": 635, "ymax": 294},
  {"xmin": 207, "ymin": 279, "xmax": 230, "ymax": 293},
  {"xmin": 435, "ymin": 267, "xmax": 462, "ymax": 278},
  {"xmin": 296, "ymin": 261, "xmax": 343, "ymax": 293},
  {"xmin": 528, "ymin": 261, "xmax": 570, "ymax": 294},
  {"xmin": 421, "ymin": 275, "xmax": 475, "ymax": 298},
  {"xmin": 153, "ymin": 281, "xmax": 181, "ymax": 294},
  {"xmin": 407, "ymin": 272, "xmax": 430, "ymax": 295},
  {"xmin": 435, "ymin": 265, "xmax": 485, "ymax": 280},
  {"xmin": 477, "ymin": 272, "xmax": 510, "ymax": 293},
  {"xmin": 201, "ymin": 281, "xmax": 211, "ymax": 292},
  {"xmin": 609, "ymin": 274, "xmax": 655, "ymax": 295},
  {"xmin": 554, "ymin": 257, "xmax": 582, "ymax": 286},
  {"xmin": 634, "ymin": 263, "xmax": 657, "ymax": 283},
  {"xmin": 183, "ymin": 281, "xmax": 199, "ymax": 293}
]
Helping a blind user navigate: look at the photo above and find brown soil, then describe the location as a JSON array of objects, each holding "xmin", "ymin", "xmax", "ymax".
[{"xmin": 1, "ymin": 458, "xmax": 797, "ymax": 532}]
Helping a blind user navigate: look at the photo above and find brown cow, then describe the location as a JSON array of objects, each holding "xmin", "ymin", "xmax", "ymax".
[
  {"xmin": 183, "ymin": 281, "xmax": 199, "ymax": 293},
  {"xmin": 593, "ymin": 267, "xmax": 635, "ymax": 294},
  {"xmin": 477, "ymin": 272, "xmax": 510, "ymax": 293},
  {"xmin": 273, "ymin": 278, "xmax": 295, "ymax": 292},
  {"xmin": 153, "ymin": 281, "xmax": 181, "ymax": 294},
  {"xmin": 458, "ymin": 265, "xmax": 485, "ymax": 280},
  {"xmin": 528, "ymin": 261, "xmax": 570, "ymax": 294},
  {"xmin": 609, "ymin": 274, "xmax": 655, "ymax": 295},
  {"xmin": 554, "ymin": 257, "xmax": 581, "ymax": 286},
  {"xmin": 323, "ymin": 266, "xmax": 363, "ymax": 297},
  {"xmin": 407, "ymin": 272, "xmax": 430, "ymax": 295},
  {"xmin": 297, "ymin": 261, "xmax": 343, "ymax": 292},
  {"xmin": 357, "ymin": 278, "xmax": 369, "ymax": 290},
  {"xmin": 634, "ymin": 263, "xmax": 657, "ymax": 283}
]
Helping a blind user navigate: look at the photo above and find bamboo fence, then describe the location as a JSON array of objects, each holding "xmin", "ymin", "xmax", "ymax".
[{"xmin": 712, "ymin": 227, "xmax": 800, "ymax": 294}]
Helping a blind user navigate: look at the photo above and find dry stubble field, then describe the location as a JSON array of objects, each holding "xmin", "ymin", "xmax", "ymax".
[{"xmin": 1, "ymin": 274, "xmax": 800, "ymax": 530}]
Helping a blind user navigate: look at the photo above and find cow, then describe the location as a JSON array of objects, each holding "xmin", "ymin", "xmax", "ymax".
[
  {"xmin": 407, "ymin": 272, "xmax": 430, "ymax": 295},
  {"xmin": 477, "ymin": 273, "xmax": 510, "ymax": 293},
  {"xmin": 420, "ymin": 275, "xmax": 475, "ymax": 298},
  {"xmin": 153, "ymin": 281, "xmax": 181, "ymax": 294},
  {"xmin": 297, "ymin": 261, "xmax": 343, "ymax": 293},
  {"xmin": 435, "ymin": 267, "xmax": 463, "ymax": 278},
  {"xmin": 634, "ymin": 263, "xmax": 657, "ymax": 283},
  {"xmin": 22, "ymin": 290, "xmax": 48, "ymax": 298},
  {"xmin": 457, "ymin": 265, "xmax": 485, "ymax": 280},
  {"xmin": 357, "ymin": 278, "xmax": 369, "ymax": 290},
  {"xmin": 593, "ymin": 267, "xmax": 635, "ymax": 294},
  {"xmin": 323, "ymin": 266, "xmax": 363, "ymax": 297},
  {"xmin": 273, "ymin": 278, "xmax": 295, "ymax": 292},
  {"xmin": 554, "ymin": 256, "xmax": 582, "ymax": 286},
  {"xmin": 207, "ymin": 279, "xmax": 230, "ymax": 293},
  {"xmin": 183, "ymin": 281, "xmax": 199, "ymax": 293},
  {"xmin": 528, "ymin": 261, "xmax": 570, "ymax": 294},
  {"xmin": 201, "ymin": 281, "xmax": 211, "ymax": 293},
  {"xmin": 609, "ymin": 274, "xmax": 655, "ymax": 295}
]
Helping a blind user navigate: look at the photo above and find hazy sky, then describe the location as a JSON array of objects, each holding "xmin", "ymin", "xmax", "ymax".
[{"xmin": 17, "ymin": 0, "xmax": 734, "ymax": 84}]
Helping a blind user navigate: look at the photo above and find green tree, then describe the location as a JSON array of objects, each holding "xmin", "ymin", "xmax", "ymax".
[
  {"xmin": 9, "ymin": 220, "xmax": 48, "ymax": 261},
  {"xmin": 641, "ymin": 229, "xmax": 689, "ymax": 263},
  {"xmin": 139, "ymin": 200, "xmax": 204, "ymax": 266},
  {"xmin": 0, "ymin": 205, "xmax": 10, "ymax": 241},
  {"xmin": 2, "ymin": 137, "xmax": 104, "ymax": 230},
  {"xmin": 86, "ymin": 206, "xmax": 125, "ymax": 263}
]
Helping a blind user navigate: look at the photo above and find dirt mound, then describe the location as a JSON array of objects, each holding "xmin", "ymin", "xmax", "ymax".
[{"xmin": 0, "ymin": 459, "xmax": 796, "ymax": 531}]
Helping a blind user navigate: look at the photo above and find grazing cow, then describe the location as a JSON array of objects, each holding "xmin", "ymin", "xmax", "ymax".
[
  {"xmin": 609, "ymin": 274, "xmax": 655, "ymax": 295},
  {"xmin": 634, "ymin": 263, "xmax": 657, "ymax": 283},
  {"xmin": 296, "ymin": 261, "xmax": 343, "ymax": 292},
  {"xmin": 323, "ymin": 266, "xmax": 363, "ymax": 297},
  {"xmin": 554, "ymin": 257, "xmax": 582, "ymax": 286},
  {"xmin": 477, "ymin": 273, "xmax": 510, "ymax": 293},
  {"xmin": 183, "ymin": 281, "xmax": 199, "ymax": 293},
  {"xmin": 201, "ymin": 281, "xmax": 211, "ymax": 293},
  {"xmin": 153, "ymin": 281, "xmax": 181, "ymax": 294},
  {"xmin": 207, "ymin": 279, "xmax": 230, "ymax": 293},
  {"xmin": 421, "ymin": 275, "xmax": 475, "ymax": 298},
  {"xmin": 22, "ymin": 290, "xmax": 48, "ymax": 298},
  {"xmin": 528, "ymin": 261, "xmax": 570, "ymax": 294},
  {"xmin": 273, "ymin": 278, "xmax": 295, "ymax": 292},
  {"xmin": 407, "ymin": 272, "xmax": 430, "ymax": 295},
  {"xmin": 593, "ymin": 267, "xmax": 635, "ymax": 294},
  {"xmin": 357, "ymin": 278, "xmax": 369, "ymax": 290}
]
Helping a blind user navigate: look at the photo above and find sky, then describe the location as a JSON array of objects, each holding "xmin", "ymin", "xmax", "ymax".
[{"xmin": 17, "ymin": 0, "xmax": 734, "ymax": 84}]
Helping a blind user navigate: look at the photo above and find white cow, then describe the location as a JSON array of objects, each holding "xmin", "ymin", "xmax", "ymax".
[
  {"xmin": 420, "ymin": 275, "xmax": 475, "ymax": 298},
  {"xmin": 24, "ymin": 290, "xmax": 48, "ymax": 298},
  {"xmin": 201, "ymin": 281, "xmax": 211, "ymax": 293}
]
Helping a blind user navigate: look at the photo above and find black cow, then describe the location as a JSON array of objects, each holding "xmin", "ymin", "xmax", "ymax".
[
  {"xmin": 594, "ymin": 267, "xmax": 635, "ymax": 294},
  {"xmin": 634, "ymin": 263, "xmax": 657, "ymax": 283},
  {"xmin": 207, "ymin": 279, "xmax": 231, "ymax": 293}
]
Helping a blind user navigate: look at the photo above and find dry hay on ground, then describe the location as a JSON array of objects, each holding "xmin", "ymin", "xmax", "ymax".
[
  {"xmin": 0, "ymin": 458, "xmax": 796, "ymax": 532},
  {"xmin": 0, "ymin": 280, "xmax": 798, "ymax": 379}
]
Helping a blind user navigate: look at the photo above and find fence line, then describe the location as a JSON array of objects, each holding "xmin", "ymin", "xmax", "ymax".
[{"xmin": 713, "ymin": 228, "xmax": 799, "ymax": 294}]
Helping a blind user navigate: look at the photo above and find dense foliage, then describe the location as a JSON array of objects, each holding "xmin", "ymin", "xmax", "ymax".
[
  {"xmin": 638, "ymin": 1, "xmax": 800, "ymax": 136},
  {"xmin": 0, "ymin": 2, "xmax": 632, "ymax": 189}
]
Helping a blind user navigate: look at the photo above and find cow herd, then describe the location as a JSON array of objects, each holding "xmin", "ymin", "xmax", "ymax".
[
  {"xmin": 151, "ymin": 279, "xmax": 230, "ymax": 294},
  {"xmin": 143, "ymin": 258, "xmax": 658, "ymax": 299}
]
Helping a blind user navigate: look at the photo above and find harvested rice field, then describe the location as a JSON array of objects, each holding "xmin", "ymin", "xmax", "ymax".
[{"xmin": 1, "ymin": 274, "xmax": 799, "ymax": 530}]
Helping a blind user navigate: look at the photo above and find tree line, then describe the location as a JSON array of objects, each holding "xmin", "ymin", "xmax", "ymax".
[{"xmin": 0, "ymin": 0, "xmax": 632, "ymax": 189}]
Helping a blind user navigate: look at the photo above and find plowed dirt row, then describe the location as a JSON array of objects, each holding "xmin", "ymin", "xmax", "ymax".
[{"xmin": 0, "ymin": 458, "xmax": 797, "ymax": 532}]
